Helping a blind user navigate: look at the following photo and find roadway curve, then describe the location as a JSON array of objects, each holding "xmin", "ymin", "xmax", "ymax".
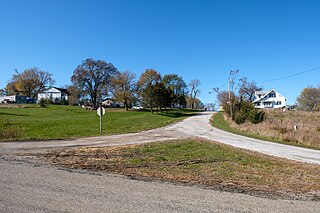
[
  {"xmin": 1, "ymin": 112, "xmax": 320, "ymax": 164},
  {"xmin": 1, "ymin": 112, "xmax": 320, "ymax": 213}
]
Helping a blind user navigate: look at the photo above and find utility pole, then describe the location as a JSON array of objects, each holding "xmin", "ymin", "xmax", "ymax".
[
  {"xmin": 228, "ymin": 78, "xmax": 233, "ymax": 119},
  {"xmin": 228, "ymin": 70, "xmax": 239, "ymax": 120}
]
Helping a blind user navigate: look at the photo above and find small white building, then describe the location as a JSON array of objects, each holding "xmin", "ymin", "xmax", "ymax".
[
  {"xmin": 101, "ymin": 98, "xmax": 114, "ymax": 107},
  {"xmin": 0, "ymin": 95, "xmax": 27, "ymax": 104},
  {"xmin": 37, "ymin": 87, "xmax": 69, "ymax": 103},
  {"xmin": 253, "ymin": 89, "xmax": 286, "ymax": 109}
]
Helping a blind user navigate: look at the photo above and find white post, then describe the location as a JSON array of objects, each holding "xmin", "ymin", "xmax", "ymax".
[{"xmin": 100, "ymin": 106, "xmax": 102, "ymax": 135}]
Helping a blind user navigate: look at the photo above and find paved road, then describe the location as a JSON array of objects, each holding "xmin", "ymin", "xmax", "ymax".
[
  {"xmin": 1, "ymin": 112, "xmax": 320, "ymax": 212},
  {"xmin": 1, "ymin": 159, "xmax": 319, "ymax": 213}
]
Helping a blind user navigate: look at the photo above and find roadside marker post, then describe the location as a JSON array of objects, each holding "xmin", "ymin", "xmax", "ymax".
[{"xmin": 97, "ymin": 106, "xmax": 106, "ymax": 135}]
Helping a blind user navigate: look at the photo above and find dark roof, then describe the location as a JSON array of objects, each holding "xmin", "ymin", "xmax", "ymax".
[{"xmin": 53, "ymin": 87, "xmax": 69, "ymax": 95}]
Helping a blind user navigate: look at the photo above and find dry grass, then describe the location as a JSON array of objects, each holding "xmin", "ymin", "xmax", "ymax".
[
  {"xmin": 226, "ymin": 110, "xmax": 320, "ymax": 149},
  {"xmin": 36, "ymin": 139, "xmax": 320, "ymax": 200},
  {"xmin": 0, "ymin": 104, "xmax": 37, "ymax": 108}
]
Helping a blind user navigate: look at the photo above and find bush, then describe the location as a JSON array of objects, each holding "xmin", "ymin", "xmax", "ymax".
[
  {"xmin": 61, "ymin": 98, "xmax": 69, "ymax": 105},
  {"xmin": 248, "ymin": 109, "xmax": 265, "ymax": 124},
  {"xmin": 226, "ymin": 101, "xmax": 264, "ymax": 124},
  {"xmin": 38, "ymin": 99, "xmax": 47, "ymax": 108},
  {"xmin": 234, "ymin": 112, "xmax": 247, "ymax": 124}
]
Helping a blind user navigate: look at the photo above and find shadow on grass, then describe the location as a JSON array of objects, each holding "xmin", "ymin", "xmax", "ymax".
[
  {"xmin": 0, "ymin": 112, "xmax": 29, "ymax": 116},
  {"xmin": 158, "ymin": 111, "xmax": 199, "ymax": 118},
  {"xmin": 158, "ymin": 109, "xmax": 199, "ymax": 118},
  {"xmin": 131, "ymin": 108, "xmax": 201, "ymax": 118}
]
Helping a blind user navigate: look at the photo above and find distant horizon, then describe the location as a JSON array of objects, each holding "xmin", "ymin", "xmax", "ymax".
[{"xmin": 1, "ymin": 0, "xmax": 320, "ymax": 105}]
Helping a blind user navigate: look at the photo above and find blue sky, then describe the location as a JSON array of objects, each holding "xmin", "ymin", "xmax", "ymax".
[{"xmin": 0, "ymin": 0, "xmax": 319, "ymax": 105}]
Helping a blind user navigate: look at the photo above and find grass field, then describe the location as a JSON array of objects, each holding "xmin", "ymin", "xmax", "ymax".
[
  {"xmin": 0, "ymin": 104, "xmax": 197, "ymax": 141},
  {"xmin": 211, "ymin": 112, "xmax": 320, "ymax": 150},
  {"xmin": 38, "ymin": 139, "xmax": 320, "ymax": 200}
]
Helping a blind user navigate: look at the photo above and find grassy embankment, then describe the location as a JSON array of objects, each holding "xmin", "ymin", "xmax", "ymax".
[
  {"xmin": 0, "ymin": 104, "xmax": 197, "ymax": 141},
  {"xmin": 39, "ymin": 139, "xmax": 320, "ymax": 200},
  {"xmin": 211, "ymin": 111, "xmax": 320, "ymax": 150}
]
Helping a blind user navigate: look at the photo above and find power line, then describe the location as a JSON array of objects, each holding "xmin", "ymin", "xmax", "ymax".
[
  {"xmin": 257, "ymin": 66, "xmax": 320, "ymax": 84},
  {"xmin": 209, "ymin": 66, "xmax": 319, "ymax": 94}
]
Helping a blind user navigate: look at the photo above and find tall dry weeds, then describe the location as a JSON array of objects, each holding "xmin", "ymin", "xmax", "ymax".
[{"xmin": 226, "ymin": 109, "xmax": 320, "ymax": 148}]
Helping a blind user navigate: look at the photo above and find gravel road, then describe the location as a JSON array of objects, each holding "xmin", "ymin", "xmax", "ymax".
[
  {"xmin": 1, "ymin": 112, "xmax": 320, "ymax": 164},
  {"xmin": 1, "ymin": 112, "xmax": 320, "ymax": 212},
  {"xmin": 1, "ymin": 158, "xmax": 319, "ymax": 213}
]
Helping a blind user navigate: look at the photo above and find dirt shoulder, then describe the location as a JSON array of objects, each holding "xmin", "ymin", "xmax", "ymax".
[{"xmin": 32, "ymin": 139, "xmax": 320, "ymax": 201}]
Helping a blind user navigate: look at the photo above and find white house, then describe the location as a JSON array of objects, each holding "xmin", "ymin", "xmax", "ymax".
[
  {"xmin": 37, "ymin": 87, "xmax": 69, "ymax": 103},
  {"xmin": 253, "ymin": 89, "xmax": 286, "ymax": 109}
]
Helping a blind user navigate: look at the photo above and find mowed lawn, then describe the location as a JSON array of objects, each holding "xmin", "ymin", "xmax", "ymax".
[{"xmin": 0, "ymin": 105, "xmax": 197, "ymax": 141}]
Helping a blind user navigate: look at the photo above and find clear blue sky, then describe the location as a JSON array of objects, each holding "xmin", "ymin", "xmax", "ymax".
[{"xmin": 1, "ymin": 0, "xmax": 319, "ymax": 105}]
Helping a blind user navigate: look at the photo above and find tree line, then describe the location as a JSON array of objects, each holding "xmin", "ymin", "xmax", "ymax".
[{"xmin": 1, "ymin": 58, "xmax": 203, "ymax": 112}]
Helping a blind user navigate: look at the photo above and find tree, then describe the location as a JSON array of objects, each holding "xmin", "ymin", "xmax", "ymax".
[
  {"xmin": 6, "ymin": 68, "xmax": 55, "ymax": 98},
  {"xmin": 153, "ymin": 82, "xmax": 172, "ymax": 112},
  {"xmin": 0, "ymin": 88, "xmax": 7, "ymax": 96},
  {"xmin": 205, "ymin": 103, "xmax": 216, "ymax": 111},
  {"xmin": 66, "ymin": 85, "xmax": 81, "ymax": 106},
  {"xmin": 217, "ymin": 90, "xmax": 237, "ymax": 116},
  {"xmin": 238, "ymin": 77, "xmax": 262, "ymax": 101},
  {"xmin": 162, "ymin": 74, "xmax": 187, "ymax": 107},
  {"xmin": 137, "ymin": 69, "xmax": 161, "ymax": 113},
  {"xmin": 188, "ymin": 79, "xmax": 200, "ymax": 109},
  {"xmin": 186, "ymin": 96, "xmax": 204, "ymax": 109},
  {"xmin": 297, "ymin": 87, "xmax": 320, "ymax": 111},
  {"xmin": 110, "ymin": 70, "xmax": 136, "ymax": 111},
  {"xmin": 71, "ymin": 58, "xmax": 118, "ymax": 106}
]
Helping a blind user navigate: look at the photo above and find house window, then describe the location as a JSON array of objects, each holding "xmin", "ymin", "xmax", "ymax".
[
  {"xmin": 255, "ymin": 102, "xmax": 261, "ymax": 106},
  {"xmin": 264, "ymin": 102, "xmax": 271, "ymax": 106},
  {"xmin": 269, "ymin": 93, "xmax": 276, "ymax": 98},
  {"xmin": 277, "ymin": 101, "xmax": 282, "ymax": 105}
]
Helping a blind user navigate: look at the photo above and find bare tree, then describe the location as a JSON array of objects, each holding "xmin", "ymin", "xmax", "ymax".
[
  {"xmin": 71, "ymin": 58, "xmax": 118, "ymax": 106},
  {"xmin": 227, "ymin": 70, "xmax": 239, "ymax": 119},
  {"xmin": 188, "ymin": 79, "xmax": 200, "ymax": 109},
  {"xmin": 238, "ymin": 77, "xmax": 262, "ymax": 101},
  {"xmin": 110, "ymin": 70, "xmax": 136, "ymax": 111},
  {"xmin": 6, "ymin": 68, "xmax": 55, "ymax": 98},
  {"xmin": 0, "ymin": 88, "xmax": 7, "ymax": 96}
]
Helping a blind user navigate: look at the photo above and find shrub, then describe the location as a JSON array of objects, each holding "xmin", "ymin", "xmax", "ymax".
[
  {"xmin": 227, "ymin": 101, "xmax": 264, "ymax": 124},
  {"xmin": 61, "ymin": 98, "xmax": 69, "ymax": 105},
  {"xmin": 38, "ymin": 99, "xmax": 47, "ymax": 108},
  {"xmin": 234, "ymin": 112, "xmax": 247, "ymax": 124},
  {"xmin": 248, "ymin": 109, "xmax": 265, "ymax": 124}
]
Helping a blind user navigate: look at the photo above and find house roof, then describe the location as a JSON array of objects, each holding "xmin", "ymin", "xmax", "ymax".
[
  {"xmin": 255, "ymin": 91, "xmax": 268, "ymax": 95},
  {"xmin": 253, "ymin": 89, "xmax": 286, "ymax": 103},
  {"xmin": 39, "ymin": 87, "xmax": 69, "ymax": 95},
  {"xmin": 52, "ymin": 87, "xmax": 69, "ymax": 94}
]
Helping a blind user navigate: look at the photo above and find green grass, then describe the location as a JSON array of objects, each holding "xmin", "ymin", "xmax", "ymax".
[
  {"xmin": 211, "ymin": 112, "xmax": 320, "ymax": 150},
  {"xmin": 0, "ymin": 105, "xmax": 197, "ymax": 141},
  {"xmin": 42, "ymin": 139, "xmax": 320, "ymax": 199}
]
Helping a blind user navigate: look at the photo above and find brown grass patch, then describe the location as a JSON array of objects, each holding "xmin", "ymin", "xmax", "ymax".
[
  {"xmin": 35, "ymin": 139, "xmax": 320, "ymax": 200},
  {"xmin": 226, "ymin": 110, "xmax": 320, "ymax": 149}
]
